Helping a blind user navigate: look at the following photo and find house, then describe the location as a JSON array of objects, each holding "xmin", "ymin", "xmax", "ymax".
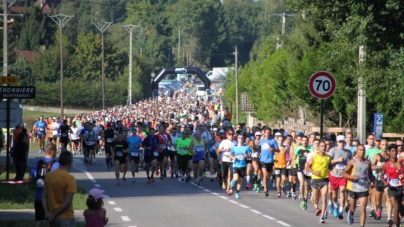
[
  {"xmin": 14, "ymin": 51, "xmax": 39, "ymax": 63},
  {"xmin": 9, "ymin": 0, "xmax": 61, "ymax": 14}
]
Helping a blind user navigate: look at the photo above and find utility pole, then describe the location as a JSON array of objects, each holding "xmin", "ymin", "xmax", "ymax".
[
  {"xmin": 123, "ymin": 24, "xmax": 141, "ymax": 105},
  {"xmin": 357, "ymin": 45, "xmax": 366, "ymax": 144},
  {"xmin": 268, "ymin": 12, "xmax": 295, "ymax": 36},
  {"xmin": 2, "ymin": 0, "xmax": 19, "ymax": 76},
  {"xmin": 49, "ymin": 14, "xmax": 74, "ymax": 118},
  {"xmin": 93, "ymin": 20, "xmax": 112, "ymax": 110},
  {"xmin": 234, "ymin": 45, "xmax": 239, "ymax": 124},
  {"xmin": 177, "ymin": 26, "xmax": 180, "ymax": 65}
]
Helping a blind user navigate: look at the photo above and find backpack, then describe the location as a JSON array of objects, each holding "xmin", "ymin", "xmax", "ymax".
[{"xmin": 35, "ymin": 159, "xmax": 56, "ymax": 187}]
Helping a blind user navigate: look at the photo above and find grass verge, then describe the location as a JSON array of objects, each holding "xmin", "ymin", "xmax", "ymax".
[
  {"xmin": 3, "ymin": 220, "xmax": 85, "ymax": 227},
  {"xmin": 0, "ymin": 165, "xmax": 87, "ymax": 210},
  {"xmin": 23, "ymin": 110, "xmax": 75, "ymax": 119}
]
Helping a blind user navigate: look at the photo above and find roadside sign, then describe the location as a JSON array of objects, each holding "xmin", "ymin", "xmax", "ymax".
[
  {"xmin": 308, "ymin": 71, "xmax": 336, "ymax": 99},
  {"xmin": 0, "ymin": 76, "xmax": 18, "ymax": 85},
  {"xmin": 210, "ymin": 84, "xmax": 216, "ymax": 90},
  {"xmin": 0, "ymin": 101, "xmax": 22, "ymax": 128},
  {"xmin": 374, "ymin": 113, "xmax": 384, "ymax": 141},
  {"xmin": 211, "ymin": 89, "xmax": 216, "ymax": 94},
  {"xmin": 0, "ymin": 86, "xmax": 36, "ymax": 99}
]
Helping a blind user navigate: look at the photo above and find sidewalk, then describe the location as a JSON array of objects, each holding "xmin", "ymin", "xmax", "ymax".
[{"xmin": 0, "ymin": 209, "xmax": 85, "ymax": 221}]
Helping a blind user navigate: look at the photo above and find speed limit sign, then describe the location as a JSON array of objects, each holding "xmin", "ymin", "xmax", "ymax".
[{"xmin": 308, "ymin": 71, "xmax": 336, "ymax": 99}]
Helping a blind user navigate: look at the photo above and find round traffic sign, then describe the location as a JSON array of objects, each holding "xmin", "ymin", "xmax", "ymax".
[
  {"xmin": 210, "ymin": 84, "xmax": 216, "ymax": 90},
  {"xmin": 308, "ymin": 71, "xmax": 336, "ymax": 99}
]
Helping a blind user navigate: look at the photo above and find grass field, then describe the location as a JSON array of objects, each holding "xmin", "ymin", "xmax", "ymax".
[
  {"xmin": 0, "ymin": 165, "xmax": 88, "ymax": 210},
  {"xmin": 23, "ymin": 110, "xmax": 76, "ymax": 119},
  {"xmin": 3, "ymin": 220, "xmax": 85, "ymax": 227}
]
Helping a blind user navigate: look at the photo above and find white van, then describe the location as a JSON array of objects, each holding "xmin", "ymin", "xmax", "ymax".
[{"xmin": 196, "ymin": 85, "xmax": 206, "ymax": 97}]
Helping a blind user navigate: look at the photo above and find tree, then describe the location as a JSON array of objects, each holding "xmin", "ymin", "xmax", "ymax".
[{"xmin": 9, "ymin": 56, "xmax": 33, "ymax": 85}]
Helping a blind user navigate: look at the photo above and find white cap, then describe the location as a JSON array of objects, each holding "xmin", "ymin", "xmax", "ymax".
[
  {"xmin": 255, "ymin": 132, "xmax": 262, "ymax": 136},
  {"xmin": 275, "ymin": 132, "xmax": 282, "ymax": 137},
  {"xmin": 337, "ymin": 135, "xmax": 345, "ymax": 142}
]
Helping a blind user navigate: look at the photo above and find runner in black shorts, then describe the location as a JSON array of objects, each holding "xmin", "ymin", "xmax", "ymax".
[
  {"xmin": 111, "ymin": 133, "xmax": 129, "ymax": 185},
  {"xmin": 142, "ymin": 128, "xmax": 159, "ymax": 184},
  {"xmin": 104, "ymin": 123, "xmax": 115, "ymax": 170}
]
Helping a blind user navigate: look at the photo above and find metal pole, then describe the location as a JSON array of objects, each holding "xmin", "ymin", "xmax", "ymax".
[
  {"xmin": 178, "ymin": 26, "xmax": 180, "ymax": 65},
  {"xmin": 59, "ymin": 20, "xmax": 64, "ymax": 117},
  {"xmin": 49, "ymin": 14, "xmax": 74, "ymax": 117},
  {"xmin": 320, "ymin": 99, "xmax": 324, "ymax": 139},
  {"xmin": 357, "ymin": 45, "xmax": 366, "ymax": 143},
  {"xmin": 93, "ymin": 20, "xmax": 112, "ymax": 110},
  {"xmin": 5, "ymin": 74, "xmax": 10, "ymax": 180},
  {"xmin": 123, "ymin": 24, "xmax": 141, "ymax": 105},
  {"xmin": 282, "ymin": 12, "xmax": 286, "ymax": 36},
  {"xmin": 234, "ymin": 45, "xmax": 239, "ymax": 124},
  {"xmin": 129, "ymin": 30, "xmax": 132, "ymax": 105}
]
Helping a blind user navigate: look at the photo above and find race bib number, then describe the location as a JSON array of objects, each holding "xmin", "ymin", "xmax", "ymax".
[
  {"xmin": 304, "ymin": 170, "xmax": 312, "ymax": 177},
  {"xmin": 252, "ymin": 152, "xmax": 258, "ymax": 158},
  {"xmin": 389, "ymin": 178, "xmax": 402, "ymax": 187},
  {"xmin": 275, "ymin": 169, "xmax": 281, "ymax": 175},
  {"xmin": 39, "ymin": 128, "xmax": 44, "ymax": 132},
  {"xmin": 61, "ymin": 133, "xmax": 67, "ymax": 137},
  {"xmin": 196, "ymin": 146, "xmax": 204, "ymax": 152},
  {"xmin": 261, "ymin": 143, "xmax": 270, "ymax": 150},
  {"xmin": 153, "ymin": 151, "xmax": 159, "ymax": 156},
  {"xmin": 116, "ymin": 151, "xmax": 123, "ymax": 157},
  {"xmin": 107, "ymin": 138, "xmax": 113, "ymax": 143},
  {"xmin": 236, "ymin": 154, "xmax": 245, "ymax": 161},
  {"xmin": 336, "ymin": 163, "xmax": 346, "ymax": 170},
  {"xmin": 131, "ymin": 152, "xmax": 139, "ymax": 157},
  {"xmin": 357, "ymin": 178, "xmax": 368, "ymax": 187},
  {"xmin": 160, "ymin": 144, "xmax": 166, "ymax": 149}
]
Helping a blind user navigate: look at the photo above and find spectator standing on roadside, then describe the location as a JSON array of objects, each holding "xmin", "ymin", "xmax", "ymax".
[
  {"xmin": 28, "ymin": 143, "xmax": 59, "ymax": 227},
  {"xmin": 42, "ymin": 151, "xmax": 77, "ymax": 227},
  {"xmin": 14, "ymin": 128, "xmax": 29, "ymax": 180}
]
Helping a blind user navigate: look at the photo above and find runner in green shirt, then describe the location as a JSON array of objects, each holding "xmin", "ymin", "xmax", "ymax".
[{"xmin": 175, "ymin": 131, "xmax": 192, "ymax": 183}]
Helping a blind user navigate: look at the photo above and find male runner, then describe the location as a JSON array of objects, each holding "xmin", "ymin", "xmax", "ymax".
[
  {"xmin": 34, "ymin": 115, "xmax": 47, "ymax": 153},
  {"xmin": 127, "ymin": 128, "xmax": 142, "ymax": 183}
]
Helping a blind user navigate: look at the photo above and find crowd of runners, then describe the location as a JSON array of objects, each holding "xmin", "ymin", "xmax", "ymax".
[{"xmin": 29, "ymin": 94, "xmax": 404, "ymax": 227}]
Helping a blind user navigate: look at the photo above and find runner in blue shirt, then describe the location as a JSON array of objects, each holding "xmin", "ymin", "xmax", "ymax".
[
  {"xmin": 229, "ymin": 135, "xmax": 252, "ymax": 199},
  {"xmin": 34, "ymin": 115, "xmax": 47, "ymax": 153},
  {"xmin": 127, "ymin": 128, "xmax": 143, "ymax": 183},
  {"xmin": 258, "ymin": 127, "xmax": 279, "ymax": 197}
]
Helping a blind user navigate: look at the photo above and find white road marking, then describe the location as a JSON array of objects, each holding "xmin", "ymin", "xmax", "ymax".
[
  {"xmin": 228, "ymin": 200, "xmax": 238, "ymax": 204},
  {"xmin": 262, "ymin": 215, "xmax": 275, "ymax": 220},
  {"xmin": 276, "ymin": 221, "xmax": 291, "ymax": 226},
  {"xmin": 102, "ymin": 195, "xmax": 110, "ymax": 198},
  {"xmin": 250, "ymin": 209, "xmax": 261, "ymax": 214},
  {"xmin": 108, "ymin": 201, "xmax": 116, "ymax": 205},
  {"xmin": 94, "ymin": 184, "xmax": 101, "ymax": 187},
  {"xmin": 121, "ymin": 216, "xmax": 131, "ymax": 221},
  {"xmin": 77, "ymin": 168, "xmax": 97, "ymax": 182},
  {"xmin": 114, "ymin": 207, "xmax": 122, "ymax": 212},
  {"xmin": 219, "ymin": 196, "xmax": 228, "ymax": 200},
  {"xmin": 203, "ymin": 189, "xmax": 211, "ymax": 192},
  {"xmin": 211, "ymin": 192, "xmax": 219, "ymax": 196},
  {"xmin": 239, "ymin": 205, "xmax": 249, "ymax": 209}
]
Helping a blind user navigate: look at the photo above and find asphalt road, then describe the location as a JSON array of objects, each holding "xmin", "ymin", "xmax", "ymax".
[{"xmin": 1, "ymin": 151, "xmax": 391, "ymax": 227}]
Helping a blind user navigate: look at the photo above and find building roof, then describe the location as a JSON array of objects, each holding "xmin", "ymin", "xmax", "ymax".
[
  {"xmin": 9, "ymin": 0, "xmax": 60, "ymax": 14},
  {"xmin": 14, "ymin": 51, "xmax": 39, "ymax": 63}
]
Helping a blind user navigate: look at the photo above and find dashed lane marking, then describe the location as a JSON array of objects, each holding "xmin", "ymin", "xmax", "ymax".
[
  {"xmin": 121, "ymin": 216, "xmax": 131, "ymax": 221},
  {"xmin": 108, "ymin": 201, "xmax": 116, "ymax": 205},
  {"xmin": 114, "ymin": 207, "xmax": 123, "ymax": 212},
  {"xmin": 276, "ymin": 221, "xmax": 291, "ymax": 226},
  {"xmin": 251, "ymin": 209, "xmax": 261, "ymax": 214}
]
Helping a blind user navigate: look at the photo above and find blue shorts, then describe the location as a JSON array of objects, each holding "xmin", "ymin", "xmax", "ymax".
[{"xmin": 209, "ymin": 151, "xmax": 217, "ymax": 159}]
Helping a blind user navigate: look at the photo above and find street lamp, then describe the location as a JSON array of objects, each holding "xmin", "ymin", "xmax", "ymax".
[{"xmin": 123, "ymin": 24, "xmax": 141, "ymax": 105}]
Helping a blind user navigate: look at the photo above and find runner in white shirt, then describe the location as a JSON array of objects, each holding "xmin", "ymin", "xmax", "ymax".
[
  {"xmin": 217, "ymin": 129, "xmax": 236, "ymax": 195},
  {"xmin": 70, "ymin": 123, "xmax": 81, "ymax": 155}
]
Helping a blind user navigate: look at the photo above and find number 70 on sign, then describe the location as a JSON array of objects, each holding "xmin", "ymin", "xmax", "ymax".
[{"xmin": 308, "ymin": 71, "xmax": 336, "ymax": 99}]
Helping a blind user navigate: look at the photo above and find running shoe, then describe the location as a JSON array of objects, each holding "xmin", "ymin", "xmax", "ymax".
[
  {"xmin": 282, "ymin": 189, "xmax": 286, "ymax": 196},
  {"xmin": 287, "ymin": 192, "xmax": 291, "ymax": 198},
  {"xmin": 302, "ymin": 201, "xmax": 308, "ymax": 210},
  {"xmin": 256, "ymin": 187, "xmax": 260, "ymax": 193},
  {"xmin": 132, "ymin": 178, "xmax": 136, "ymax": 183},
  {"xmin": 194, "ymin": 181, "xmax": 198, "ymax": 187},
  {"xmin": 299, "ymin": 194, "xmax": 302, "ymax": 200},
  {"xmin": 265, "ymin": 191, "xmax": 269, "ymax": 197},
  {"xmin": 222, "ymin": 182, "xmax": 227, "ymax": 190},
  {"xmin": 116, "ymin": 181, "xmax": 120, "ymax": 185},
  {"xmin": 344, "ymin": 205, "xmax": 349, "ymax": 213},
  {"xmin": 347, "ymin": 212, "xmax": 354, "ymax": 225},
  {"xmin": 163, "ymin": 170, "xmax": 167, "ymax": 178},
  {"xmin": 181, "ymin": 178, "xmax": 185, "ymax": 184},
  {"xmin": 160, "ymin": 175, "xmax": 163, "ymax": 180},
  {"xmin": 328, "ymin": 204, "xmax": 334, "ymax": 215},
  {"xmin": 123, "ymin": 177, "xmax": 126, "ymax": 181},
  {"xmin": 175, "ymin": 171, "xmax": 179, "ymax": 178},
  {"xmin": 226, "ymin": 189, "xmax": 230, "ymax": 195},
  {"xmin": 39, "ymin": 149, "xmax": 42, "ymax": 154},
  {"xmin": 277, "ymin": 192, "xmax": 281, "ymax": 198},
  {"xmin": 338, "ymin": 212, "xmax": 343, "ymax": 220},
  {"xmin": 319, "ymin": 218, "xmax": 325, "ymax": 224},
  {"xmin": 370, "ymin": 209, "xmax": 377, "ymax": 220},
  {"xmin": 155, "ymin": 169, "xmax": 159, "ymax": 176},
  {"xmin": 387, "ymin": 219, "xmax": 394, "ymax": 227},
  {"xmin": 229, "ymin": 189, "xmax": 233, "ymax": 195},
  {"xmin": 171, "ymin": 172, "xmax": 174, "ymax": 178},
  {"xmin": 178, "ymin": 177, "xmax": 182, "ymax": 182},
  {"xmin": 376, "ymin": 208, "xmax": 382, "ymax": 220},
  {"xmin": 93, "ymin": 158, "xmax": 96, "ymax": 163},
  {"xmin": 246, "ymin": 183, "xmax": 252, "ymax": 189},
  {"xmin": 292, "ymin": 192, "xmax": 296, "ymax": 200},
  {"xmin": 147, "ymin": 179, "xmax": 151, "ymax": 184},
  {"xmin": 253, "ymin": 184, "xmax": 258, "ymax": 191},
  {"xmin": 300, "ymin": 201, "xmax": 304, "ymax": 208},
  {"xmin": 323, "ymin": 210, "xmax": 328, "ymax": 219},
  {"xmin": 235, "ymin": 192, "xmax": 240, "ymax": 199},
  {"xmin": 210, "ymin": 177, "xmax": 214, "ymax": 182},
  {"xmin": 315, "ymin": 208, "xmax": 321, "ymax": 216},
  {"xmin": 333, "ymin": 206, "xmax": 339, "ymax": 217},
  {"xmin": 151, "ymin": 177, "xmax": 155, "ymax": 183}
]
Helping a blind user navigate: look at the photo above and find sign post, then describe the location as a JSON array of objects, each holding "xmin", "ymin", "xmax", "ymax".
[{"xmin": 308, "ymin": 71, "xmax": 337, "ymax": 138}]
